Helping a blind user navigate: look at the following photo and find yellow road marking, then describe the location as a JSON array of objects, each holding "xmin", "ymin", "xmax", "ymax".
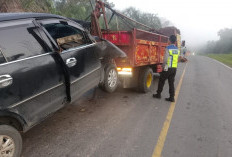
[{"xmin": 152, "ymin": 65, "xmax": 187, "ymax": 157}]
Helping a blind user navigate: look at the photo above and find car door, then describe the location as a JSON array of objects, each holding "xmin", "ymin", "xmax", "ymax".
[
  {"xmin": 39, "ymin": 19, "xmax": 101, "ymax": 102},
  {"xmin": 0, "ymin": 19, "xmax": 66, "ymax": 129}
]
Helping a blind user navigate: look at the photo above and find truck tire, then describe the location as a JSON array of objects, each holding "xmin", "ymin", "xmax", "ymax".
[
  {"xmin": 0, "ymin": 125, "xmax": 22, "ymax": 157},
  {"xmin": 102, "ymin": 64, "xmax": 118, "ymax": 93},
  {"xmin": 138, "ymin": 67, "xmax": 153, "ymax": 93}
]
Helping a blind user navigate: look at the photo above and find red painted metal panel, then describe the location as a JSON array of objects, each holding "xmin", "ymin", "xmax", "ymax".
[
  {"xmin": 135, "ymin": 39, "xmax": 160, "ymax": 65},
  {"xmin": 150, "ymin": 45, "xmax": 158, "ymax": 63},
  {"xmin": 102, "ymin": 31, "xmax": 130, "ymax": 45},
  {"xmin": 102, "ymin": 29, "xmax": 169, "ymax": 68},
  {"xmin": 120, "ymin": 33, "xmax": 130, "ymax": 44},
  {"xmin": 135, "ymin": 43, "xmax": 149, "ymax": 65}
]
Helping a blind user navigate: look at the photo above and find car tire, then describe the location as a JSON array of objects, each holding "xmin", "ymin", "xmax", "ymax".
[
  {"xmin": 0, "ymin": 125, "xmax": 22, "ymax": 157},
  {"xmin": 102, "ymin": 64, "xmax": 118, "ymax": 93},
  {"xmin": 138, "ymin": 66, "xmax": 153, "ymax": 93}
]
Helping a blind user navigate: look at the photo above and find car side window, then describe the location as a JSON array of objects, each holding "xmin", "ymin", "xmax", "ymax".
[
  {"xmin": 43, "ymin": 23, "xmax": 86, "ymax": 51},
  {"xmin": 0, "ymin": 49, "xmax": 6, "ymax": 64},
  {"xmin": 0, "ymin": 21, "xmax": 47, "ymax": 62}
]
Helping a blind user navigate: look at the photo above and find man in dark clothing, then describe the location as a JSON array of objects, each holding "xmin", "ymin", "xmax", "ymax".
[{"xmin": 153, "ymin": 35, "xmax": 180, "ymax": 102}]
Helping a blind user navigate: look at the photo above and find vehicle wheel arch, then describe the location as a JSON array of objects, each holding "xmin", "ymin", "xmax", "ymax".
[
  {"xmin": 102, "ymin": 57, "xmax": 115, "ymax": 67},
  {"xmin": 0, "ymin": 111, "xmax": 27, "ymax": 132},
  {"xmin": 99, "ymin": 57, "xmax": 115, "ymax": 83},
  {"xmin": 99, "ymin": 61, "xmax": 118, "ymax": 93}
]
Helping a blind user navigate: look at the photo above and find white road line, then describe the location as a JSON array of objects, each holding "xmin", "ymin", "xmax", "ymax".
[
  {"xmin": 152, "ymin": 64, "xmax": 187, "ymax": 157},
  {"xmin": 209, "ymin": 57, "xmax": 232, "ymax": 71}
]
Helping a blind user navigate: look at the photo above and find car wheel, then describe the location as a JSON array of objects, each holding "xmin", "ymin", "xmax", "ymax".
[
  {"xmin": 138, "ymin": 66, "xmax": 153, "ymax": 93},
  {"xmin": 102, "ymin": 64, "xmax": 118, "ymax": 93},
  {"xmin": 0, "ymin": 125, "xmax": 22, "ymax": 157}
]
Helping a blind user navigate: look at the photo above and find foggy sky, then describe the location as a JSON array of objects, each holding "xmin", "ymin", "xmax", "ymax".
[{"xmin": 108, "ymin": 0, "xmax": 232, "ymax": 50}]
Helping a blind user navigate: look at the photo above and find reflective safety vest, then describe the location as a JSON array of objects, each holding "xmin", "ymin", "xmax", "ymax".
[{"xmin": 167, "ymin": 48, "xmax": 180, "ymax": 68}]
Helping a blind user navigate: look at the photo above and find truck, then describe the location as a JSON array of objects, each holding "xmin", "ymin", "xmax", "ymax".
[
  {"xmin": 90, "ymin": 0, "xmax": 175, "ymax": 93},
  {"xmin": 158, "ymin": 26, "xmax": 181, "ymax": 50},
  {"xmin": 102, "ymin": 29, "xmax": 169, "ymax": 92}
]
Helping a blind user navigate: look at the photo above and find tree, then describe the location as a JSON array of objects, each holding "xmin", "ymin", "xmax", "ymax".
[
  {"xmin": 159, "ymin": 17, "xmax": 174, "ymax": 28},
  {"xmin": 0, "ymin": 0, "xmax": 24, "ymax": 12},
  {"xmin": 122, "ymin": 7, "xmax": 161, "ymax": 30},
  {"xmin": 0, "ymin": 0, "xmax": 165, "ymax": 34},
  {"xmin": 203, "ymin": 28, "xmax": 232, "ymax": 54},
  {"xmin": 21, "ymin": 0, "xmax": 56, "ymax": 13},
  {"xmin": 0, "ymin": 0, "xmax": 56, "ymax": 13},
  {"xmin": 55, "ymin": 0, "xmax": 92, "ymax": 20}
]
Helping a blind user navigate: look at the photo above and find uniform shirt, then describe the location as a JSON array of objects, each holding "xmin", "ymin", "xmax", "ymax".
[{"xmin": 163, "ymin": 44, "xmax": 178, "ymax": 68}]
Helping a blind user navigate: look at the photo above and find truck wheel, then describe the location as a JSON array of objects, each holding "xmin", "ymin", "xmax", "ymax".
[
  {"xmin": 138, "ymin": 67, "xmax": 153, "ymax": 93},
  {"xmin": 102, "ymin": 64, "xmax": 118, "ymax": 93},
  {"xmin": 0, "ymin": 125, "xmax": 22, "ymax": 157}
]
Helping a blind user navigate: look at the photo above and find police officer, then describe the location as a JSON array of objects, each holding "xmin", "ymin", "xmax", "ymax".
[{"xmin": 153, "ymin": 35, "xmax": 180, "ymax": 102}]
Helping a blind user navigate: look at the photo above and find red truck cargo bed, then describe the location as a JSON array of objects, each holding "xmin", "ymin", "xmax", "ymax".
[{"xmin": 102, "ymin": 29, "xmax": 169, "ymax": 69}]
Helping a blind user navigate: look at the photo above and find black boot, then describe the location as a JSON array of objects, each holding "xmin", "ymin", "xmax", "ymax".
[
  {"xmin": 153, "ymin": 93, "xmax": 161, "ymax": 99},
  {"xmin": 165, "ymin": 97, "xmax": 175, "ymax": 102}
]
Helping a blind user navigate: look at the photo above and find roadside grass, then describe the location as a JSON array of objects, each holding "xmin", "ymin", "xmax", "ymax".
[{"xmin": 206, "ymin": 53, "xmax": 232, "ymax": 67}]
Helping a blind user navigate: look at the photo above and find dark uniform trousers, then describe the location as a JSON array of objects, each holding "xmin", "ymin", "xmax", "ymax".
[{"xmin": 157, "ymin": 68, "xmax": 177, "ymax": 98}]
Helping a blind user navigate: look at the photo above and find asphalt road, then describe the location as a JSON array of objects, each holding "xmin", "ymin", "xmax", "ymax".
[{"xmin": 22, "ymin": 56, "xmax": 232, "ymax": 157}]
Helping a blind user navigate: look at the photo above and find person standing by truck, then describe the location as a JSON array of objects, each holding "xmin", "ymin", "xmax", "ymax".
[{"xmin": 153, "ymin": 35, "xmax": 180, "ymax": 102}]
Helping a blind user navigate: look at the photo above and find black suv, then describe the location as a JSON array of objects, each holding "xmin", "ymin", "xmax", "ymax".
[{"xmin": 0, "ymin": 13, "xmax": 125, "ymax": 157}]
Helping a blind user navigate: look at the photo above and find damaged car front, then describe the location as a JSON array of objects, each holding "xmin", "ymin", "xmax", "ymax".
[{"xmin": 0, "ymin": 13, "xmax": 126, "ymax": 157}]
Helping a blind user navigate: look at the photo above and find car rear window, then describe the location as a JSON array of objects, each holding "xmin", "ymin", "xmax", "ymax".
[{"xmin": 0, "ymin": 22, "xmax": 46, "ymax": 62}]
